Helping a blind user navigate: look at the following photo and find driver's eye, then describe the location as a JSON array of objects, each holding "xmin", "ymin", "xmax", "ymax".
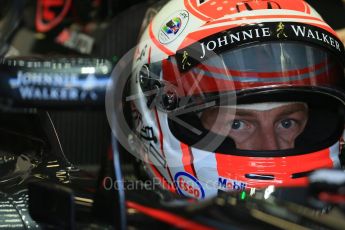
[
  {"xmin": 231, "ymin": 120, "xmax": 244, "ymax": 130},
  {"xmin": 280, "ymin": 119, "xmax": 294, "ymax": 129}
]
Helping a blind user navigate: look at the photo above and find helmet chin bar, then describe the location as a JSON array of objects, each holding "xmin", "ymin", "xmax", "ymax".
[{"xmin": 218, "ymin": 141, "xmax": 341, "ymax": 190}]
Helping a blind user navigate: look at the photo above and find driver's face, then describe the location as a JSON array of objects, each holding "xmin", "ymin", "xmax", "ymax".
[{"xmin": 200, "ymin": 103, "xmax": 308, "ymax": 151}]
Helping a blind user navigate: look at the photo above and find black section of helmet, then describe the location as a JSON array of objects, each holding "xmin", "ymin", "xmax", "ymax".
[{"xmin": 168, "ymin": 88, "xmax": 345, "ymax": 157}]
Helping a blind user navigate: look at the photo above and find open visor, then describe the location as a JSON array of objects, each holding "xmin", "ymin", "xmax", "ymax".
[{"xmin": 141, "ymin": 41, "xmax": 345, "ymax": 155}]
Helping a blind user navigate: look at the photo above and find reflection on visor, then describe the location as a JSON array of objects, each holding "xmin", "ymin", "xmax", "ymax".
[{"xmin": 162, "ymin": 42, "xmax": 345, "ymax": 97}]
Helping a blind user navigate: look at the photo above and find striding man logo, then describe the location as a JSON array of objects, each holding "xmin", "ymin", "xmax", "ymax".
[
  {"xmin": 276, "ymin": 22, "xmax": 288, "ymax": 38},
  {"xmin": 182, "ymin": 51, "xmax": 192, "ymax": 70}
]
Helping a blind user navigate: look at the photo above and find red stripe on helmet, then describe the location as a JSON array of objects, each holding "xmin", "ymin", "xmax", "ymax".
[
  {"xmin": 305, "ymin": 2, "xmax": 311, "ymax": 14},
  {"xmin": 197, "ymin": 60, "xmax": 329, "ymax": 78},
  {"xmin": 154, "ymin": 108, "xmax": 176, "ymax": 185},
  {"xmin": 162, "ymin": 59, "xmax": 190, "ymax": 96},
  {"xmin": 149, "ymin": 160, "xmax": 176, "ymax": 193},
  {"xmin": 215, "ymin": 148, "xmax": 333, "ymax": 188},
  {"xmin": 166, "ymin": 65, "xmax": 340, "ymax": 96},
  {"xmin": 181, "ymin": 142, "xmax": 198, "ymax": 178},
  {"xmin": 204, "ymin": 14, "xmax": 324, "ymax": 27},
  {"xmin": 154, "ymin": 108, "xmax": 166, "ymax": 158},
  {"xmin": 308, "ymin": 22, "xmax": 338, "ymax": 37},
  {"xmin": 148, "ymin": 46, "xmax": 152, "ymax": 64}
]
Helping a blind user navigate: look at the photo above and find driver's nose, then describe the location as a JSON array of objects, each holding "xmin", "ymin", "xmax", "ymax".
[{"xmin": 258, "ymin": 128, "xmax": 280, "ymax": 151}]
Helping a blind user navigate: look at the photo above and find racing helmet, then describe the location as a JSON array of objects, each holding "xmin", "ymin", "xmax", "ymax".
[{"xmin": 129, "ymin": 0, "xmax": 345, "ymax": 200}]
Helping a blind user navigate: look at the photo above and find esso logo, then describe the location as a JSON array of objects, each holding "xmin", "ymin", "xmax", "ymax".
[
  {"xmin": 175, "ymin": 172, "xmax": 205, "ymax": 199},
  {"xmin": 185, "ymin": 0, "xmax": 308, "ymax": 20}
]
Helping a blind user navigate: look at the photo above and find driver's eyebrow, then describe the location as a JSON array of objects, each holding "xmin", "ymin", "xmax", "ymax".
[
  {"xmin": 233, "ymin": 109, "xmax": 257, "ymax": 117},
  {"xmin": 275, "ymin": 105, "xmax": 308, "ymax": 118},
  {"xmin": 232, "ymin": 104, "xmax": 308, "ymax": 118}
]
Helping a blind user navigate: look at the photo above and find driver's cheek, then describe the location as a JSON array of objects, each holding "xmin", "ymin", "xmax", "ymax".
[
  {"xmin": 208, "ymin": 122, "xmax": 228, "ymax": 136},
  {"xmin": 229, "ymin": 128, "xmax": 256, "ymax": 150},
  {"xmin": 276, "ymin": 127, "xmax": 300, "ymax": 149}
]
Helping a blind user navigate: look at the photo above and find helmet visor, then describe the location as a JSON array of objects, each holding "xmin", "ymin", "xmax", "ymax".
[
  {"xmin": 158, "ymin": 42, "xmax": 345, "ymax": 155},
  {"xmin": 162, "ymin": 41, "xmax": 345, "ymax": 96}
]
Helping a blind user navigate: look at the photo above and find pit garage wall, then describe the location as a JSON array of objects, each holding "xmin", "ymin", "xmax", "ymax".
[{"xmin": 50, "ymin": 2, "xmax": 152, "ymax": 168}]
